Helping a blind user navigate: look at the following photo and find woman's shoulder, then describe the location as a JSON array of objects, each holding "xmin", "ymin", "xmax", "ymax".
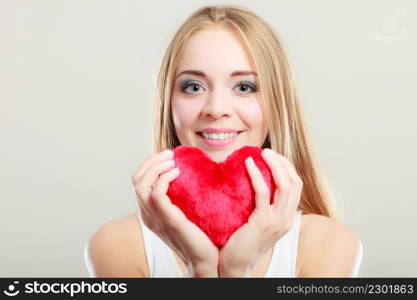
[
  {"xmin": 85, "ymin": 213, "xmax": 150, "ymax": 277},
  {"xmin": 298, "ymin": 212, "xmax": 363, "ymax": 277},
  {"xmin": 300, "ymin": 212, "xmax": 359, "ymax": 234}
]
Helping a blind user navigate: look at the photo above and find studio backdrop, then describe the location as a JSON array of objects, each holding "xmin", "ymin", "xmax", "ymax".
[{"xmin": 1, "ymin": 0, "xmax": 416, "ymax": 277}]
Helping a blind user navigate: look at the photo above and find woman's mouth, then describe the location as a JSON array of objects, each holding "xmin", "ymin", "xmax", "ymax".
[{"xmin": 196, "ymin": 130, "xmax": 244, "ymax": 148}]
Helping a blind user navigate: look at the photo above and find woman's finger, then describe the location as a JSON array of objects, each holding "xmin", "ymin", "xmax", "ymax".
[
  {"xmin": 264, "ymin": 150, "xmax": 303, "ymax": 211},
  {"xmin": 141, "ymin": 159, "xmax": 175, "ymax": 189},
  {"xmin": 150, "ymin": 167, "xmax": 182, "ymax": 222},
  {"xmin": 131, "ymin": 149, "xmax": 174, "ymax": 184},
  {"xmin": 261, "ymin": 149, "xmax": 294, "ymax": 213},
  {"xmin": 138, "ymin": 159, "xmax": 176, "ymax": 200},
  {"xmin": 245, "ymin": 156, "xmax": 270, "ymax": 213},
  {"xmin": 277, "ymin": 157, "xmax": 303, "ymax": 210},
  {"xmin": 263, "ymin": 149, "xmax": 303, "ymax": 186}
]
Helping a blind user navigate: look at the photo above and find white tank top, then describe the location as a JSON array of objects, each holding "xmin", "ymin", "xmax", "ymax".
[{"xmin": 135, "ymin": 209, "xmax": 303, "ymax": 277}]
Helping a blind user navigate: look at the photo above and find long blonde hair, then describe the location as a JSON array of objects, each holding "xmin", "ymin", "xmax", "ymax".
[{"xmin": 152, "ymin": 5, "xmax": 340, "ymax": 220}]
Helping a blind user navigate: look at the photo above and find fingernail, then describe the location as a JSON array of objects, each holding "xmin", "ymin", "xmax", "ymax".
[
  {"xmin": 246, "ymin": 156, "xmax": 255, "ymax": 166},
  {"xmin": 165, "ymin": 159, "xmax": 175, "ymax": 166},
  {"xmin": 172, "ymin": 167, "xmax": 179, "ymax": 173},
  {"xmin": 162, "ymin": 149, "xmax": 174, "ymax": 157},
  {"xmin": 262, "ymin": 148, "xmax": 274, "ymax": 156}
]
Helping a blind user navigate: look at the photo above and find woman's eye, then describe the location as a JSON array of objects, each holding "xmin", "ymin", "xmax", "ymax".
[
  {"xmin": 181, "ymin": 80, "xmax": 257, "ymax": 94},
  {"xmin": 236, "ymin": 82, "xmax": 257, "ymax": 94},
  {"xmin": 181, "ymin": 81, "xmax": 204, "ymax": 94}
]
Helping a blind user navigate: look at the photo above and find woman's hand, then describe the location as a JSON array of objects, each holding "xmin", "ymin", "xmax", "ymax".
[
  {"xmin": 131, "ymin": 149, "xmax": 219, "ymax": 277},
  {"xmin": 218, "ymin": 148, "xmax": 303, "ymax": 277}
]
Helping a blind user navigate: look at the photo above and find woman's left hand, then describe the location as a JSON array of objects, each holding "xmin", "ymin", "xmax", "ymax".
[{"xmin": 218, "ymin": 148, "xmax": 303, "ymax": 277}]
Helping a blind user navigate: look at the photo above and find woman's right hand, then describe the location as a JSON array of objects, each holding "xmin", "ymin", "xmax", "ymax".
[{"xmin": 131, "ymin": 149, "xmax": 219, "ymax": 277}]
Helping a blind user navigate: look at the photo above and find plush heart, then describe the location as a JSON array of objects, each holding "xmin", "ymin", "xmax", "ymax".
[{"xmin": 167, "ymin": 145, "xmax": 276, "ymax": 248}]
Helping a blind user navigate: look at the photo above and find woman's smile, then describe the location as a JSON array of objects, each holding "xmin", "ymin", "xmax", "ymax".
[{"xmin": 196, "ymin": 128, "xmax": 245, "ymax": 148}]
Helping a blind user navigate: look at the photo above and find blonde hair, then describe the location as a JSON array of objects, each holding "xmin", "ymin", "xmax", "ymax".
[{"xmin": 152, "ymin": 5, "xmax": 340, "ymax": 220}]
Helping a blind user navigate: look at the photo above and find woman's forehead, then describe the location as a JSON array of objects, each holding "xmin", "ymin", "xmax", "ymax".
[{"xmin": 176, "ymin": 28, "xmax": 256, "ymax": 78}]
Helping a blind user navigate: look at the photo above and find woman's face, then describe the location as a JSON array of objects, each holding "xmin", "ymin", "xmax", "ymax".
[{"xmin": 171, "ymin": 27, "xmax": 268, "ymax": 162}]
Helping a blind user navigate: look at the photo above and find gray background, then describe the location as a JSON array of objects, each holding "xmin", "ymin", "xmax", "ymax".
[{"xmin": 1, "ymin": 0, "xmax": 416, "ymax": 277}]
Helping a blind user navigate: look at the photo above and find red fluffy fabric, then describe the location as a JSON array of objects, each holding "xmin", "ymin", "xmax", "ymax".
[{"xmin": 167, "ymin": 145, "xmax": 276, "ymax": 248}]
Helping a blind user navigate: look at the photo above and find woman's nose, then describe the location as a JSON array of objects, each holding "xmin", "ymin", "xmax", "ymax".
[{"xmin": 201, "ymin": 91, "xmax": 233, "ymax": 119}]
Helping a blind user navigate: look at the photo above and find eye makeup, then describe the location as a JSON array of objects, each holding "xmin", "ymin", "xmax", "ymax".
[
  {"xmin": 180, "ymin": 79, "xmax": 205, "ymax": 93},
  {"xmin": 235, "ymin": 80, "xmax": 257, "ymax": 93},
  {"xmin": 179, "ymin": 79, "xmax": 257, "ymax": 94}
]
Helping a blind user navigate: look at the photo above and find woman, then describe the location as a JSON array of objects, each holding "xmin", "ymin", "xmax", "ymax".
[{"xmin": 85, "ymin": 5, "xmax": 363, "ymax": 278}]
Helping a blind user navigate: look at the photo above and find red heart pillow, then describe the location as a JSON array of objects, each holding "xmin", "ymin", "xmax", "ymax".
[{"xmin": 167, "ymin": 145, "xmax": 276, "ymax": 248}]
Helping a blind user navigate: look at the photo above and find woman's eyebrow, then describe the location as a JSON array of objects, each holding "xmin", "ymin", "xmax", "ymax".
[{"xmin": 176, "ymin": 70, "xmax": 257, "ymax": 78}]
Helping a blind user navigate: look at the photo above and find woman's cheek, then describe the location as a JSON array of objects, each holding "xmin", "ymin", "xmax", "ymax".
[
  {"xmin": 172, "ymin": 97, "xmax": 202, "ymax": 129},
  {"xmin": 236, "ymin": 98, "xmax": 265, "ymax": 127}
]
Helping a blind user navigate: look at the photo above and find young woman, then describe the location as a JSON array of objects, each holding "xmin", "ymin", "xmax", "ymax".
[{"xmin": 85, "ymin": 5, "xmax": 363, "ymax": 278}]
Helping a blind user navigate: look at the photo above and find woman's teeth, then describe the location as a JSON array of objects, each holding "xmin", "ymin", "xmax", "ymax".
[{"xmin": 201, "ymin": 132, "xmax": 239, "ymax": 140}]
